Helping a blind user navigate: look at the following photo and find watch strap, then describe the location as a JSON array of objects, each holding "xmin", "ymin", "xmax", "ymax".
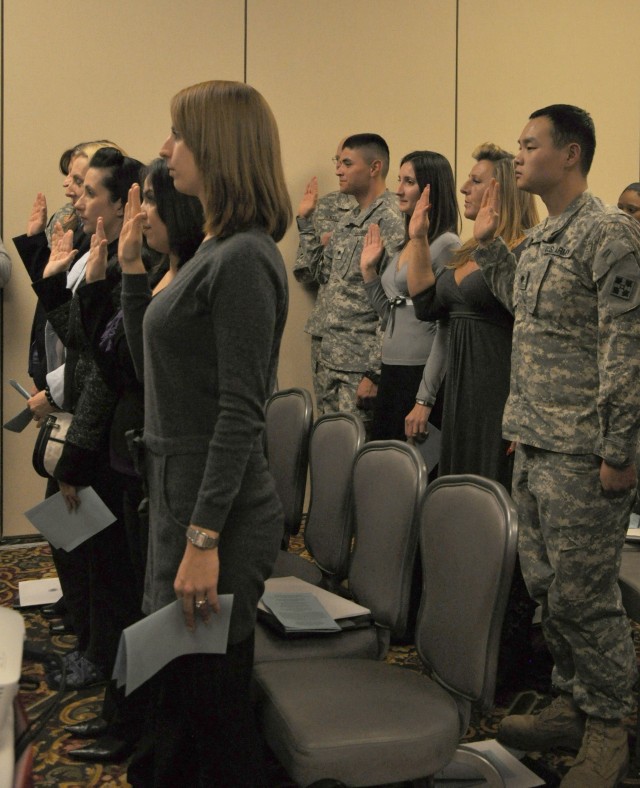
[{"xmin": 186, "ymin": 525, "xmax": 220, "ymax": 550}]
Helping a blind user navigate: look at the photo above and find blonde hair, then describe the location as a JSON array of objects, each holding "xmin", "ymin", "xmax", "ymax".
[
  {"xmin": 453, "ymin": 142, "xmax": 539, "ymax": 267},
  {"xmin": 170, "ymin": 80, "xmax": 292, "ymax": 241},
  {"xmin": 71, "ymin": 140, "xmax": 127, "ymax": 164}
]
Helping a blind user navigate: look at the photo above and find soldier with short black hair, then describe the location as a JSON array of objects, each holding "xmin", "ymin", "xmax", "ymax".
[
  {"xmin": 474, "ymin": 103, "xmax": 640, "ymax": 787},
  {"xmin": 293, "ymin": 139, "xmax": 356, "ymax": 408},
  {"xmin": 299, "ymin": 133, "xmax": 404, "ymax": 425}
]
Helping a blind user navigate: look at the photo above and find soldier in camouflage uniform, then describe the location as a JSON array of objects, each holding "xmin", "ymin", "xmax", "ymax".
[
  {"xmin": 293, "ymin": 156, "xmax": 356, "ymax": 407},
  {"xmin": 299, "ymin": 133, "xmax": 404, "ymax": 424},
  {"xmin": 474, "ymin": 104, "xmax": 640, "ymax": 787}
]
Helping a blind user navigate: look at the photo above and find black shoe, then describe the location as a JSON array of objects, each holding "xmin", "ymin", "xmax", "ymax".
[
  {"xmin": 42, "ymin": 598, "xmax": 67, "ymax": 618},
  {"xmin": 65, "ymin": 717, "xmax": 109, "ymax": 739},
  {"xmin": 49, "ymin": 621, "xmax": 75, "ymax": 635},
  {"xmin": 68, "ymin": 735, "xmax": 132, "ymax": 763}
]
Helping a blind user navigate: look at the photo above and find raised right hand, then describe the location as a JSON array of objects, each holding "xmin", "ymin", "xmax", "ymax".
[
  {"xmin": 118, "ymin": 184, "xmax": 146, "ymax": 274},
  {"xmin": 359, "ymin": 224, "xmax": 384, "ymax": 280},
  {"xmin": 27, "ymin": 193, "xmax": 47, "ymax": 236},
  {"xmin": 408, "ymin": 186, "xmax": 431, "ymax": 240},
  {"xmin": 85, "ymin": 218, "xmax": 109, "ymax": 283},
  {"xmin": 296, "ymin": 176, "xmax": 319, "ymax": 219},
  {"xmin": 473, "ymin": 179, "xmax": 501, "ymax": 244},
  {"xmin": 42, "ymin": 222, "xmax": 77, "ymax": 277}
]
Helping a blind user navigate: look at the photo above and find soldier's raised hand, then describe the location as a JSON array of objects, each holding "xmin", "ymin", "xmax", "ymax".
[{"xmin": 297, "ymin": 176, "xmax": 319, "ymax": 219}]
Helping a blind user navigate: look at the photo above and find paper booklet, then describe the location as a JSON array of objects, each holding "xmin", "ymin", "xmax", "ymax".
[
  {"xmin": 626, "ymin": 512, "xmax": 640, "ymax": 544},
  {"xmin": 258, "ymin": 576, "xmax": 372, "ymax": 638}
]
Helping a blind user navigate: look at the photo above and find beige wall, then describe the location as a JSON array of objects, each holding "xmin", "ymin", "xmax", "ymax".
[{"xmin": 2, "ymin": 0, "xmax": 639, "ymax": 535}]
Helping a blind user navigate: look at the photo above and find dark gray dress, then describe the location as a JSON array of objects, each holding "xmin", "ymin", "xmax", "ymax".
[{"xmin": 413, "ymin": 267, "xmax": 514, "ymax": 490}]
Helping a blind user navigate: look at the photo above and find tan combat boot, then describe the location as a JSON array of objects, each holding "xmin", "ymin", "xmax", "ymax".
[
  {"xmin": 559, "ymin": 717, "xmax": 629, "ymax": 787},
  {"xmin": 497, "ymin": 693, "xmax": 585, "ymax": 752}
]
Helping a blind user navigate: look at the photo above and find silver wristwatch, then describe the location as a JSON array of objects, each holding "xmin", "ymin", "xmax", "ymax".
[{"xmin": 186, "ymin": 525, "xmax": 220, "ymax": 550}]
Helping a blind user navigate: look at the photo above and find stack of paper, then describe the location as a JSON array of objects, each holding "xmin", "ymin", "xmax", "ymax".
[
  {"xmin": 258, "ymin": 576, "xmax": 372, "ymax": 638},
  {"xmin": 261, "ymin": 592, "xmax": 341, "ymax": 635}
]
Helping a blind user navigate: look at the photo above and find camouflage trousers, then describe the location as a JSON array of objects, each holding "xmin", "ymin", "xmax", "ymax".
[
  {"xmin": 315, "ymin": 357, "xmax": 372, "ymax": 432},
  {"xmin": 310, "ymin": 336, "xmax": 324, "ymax": 411},
  {"xmin": 513, "ymin": 444, "xmax": 637, "ymax": 719}
]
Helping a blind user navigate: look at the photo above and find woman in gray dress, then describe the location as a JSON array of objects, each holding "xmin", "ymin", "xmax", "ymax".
[{"xmin": 120, "ymin": 80, "xmax": 291, "ymax": 786}]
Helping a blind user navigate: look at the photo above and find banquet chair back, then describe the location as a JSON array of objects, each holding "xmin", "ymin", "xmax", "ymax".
[
  {"xmin": 255, "ymin": 439, "xmax": 426, "ymax": 663},
  {"xmin": 271, "ymin": 412, "xmax": 365, "ymax": 588},
  {"xmin": 253, "ymin": 474, "xmax": 518, "ymax": 787},
  {"xmin": 265, "ymin": 387, "xmax": 313, "ymax": 539},
  {"xmin": 417, "ymin": 474, "xmax": 519, "ymax": 713},
  {"xmin": 348, "ymin": 439, "xmax": 427, "ymax": 641}
]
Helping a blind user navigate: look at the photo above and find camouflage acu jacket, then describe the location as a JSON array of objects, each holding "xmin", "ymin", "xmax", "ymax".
[
  {"xmin": 301, "ymin": 190, "xmax": 404, "ymax": 374},
  {"xmin": 475, "ymin": 191, "xmax": 640, "ymax": 466},
  {"xmin": 294, "ymin": 191, "xmax": 356, "ymax": 337}
]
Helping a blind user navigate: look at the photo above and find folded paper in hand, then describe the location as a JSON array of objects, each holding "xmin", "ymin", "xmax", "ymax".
[
  {"xmin": 113, "ymin": 595, "xmax": 233, "ymax": 696},
  {"xmin": 24, "ymin": 488, "xmax": 116, "ymax": 551}
]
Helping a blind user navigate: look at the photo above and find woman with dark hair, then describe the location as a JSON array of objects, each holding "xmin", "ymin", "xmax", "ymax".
[
  {"xmin": 76, "ymin": 157, "xmax": 204, "ymax": 592},
  {"xmin": 359, "ymin": 150, "xmax": 460, "ymax": 441},
  {"xmin": 32, "ymin": 147, "xmax": 145, "ymax": 702},
  {"xmin": 120, "ymin": 80, "xmax": 290, "ymax": 786},
  {"xmin": 58, "ymin": 158, "xmax": 204, "ymax": 764},
  {"xmin": 16, "ymin": 140, "xmax": 126, "ymax": 665}
]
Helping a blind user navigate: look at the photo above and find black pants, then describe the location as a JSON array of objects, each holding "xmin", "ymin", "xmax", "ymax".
[
  {"xmin": 101, "ymin": 473, "xmax": 149, "ymax": 743},
  {"xmin": 46, "ymin": 476, "xmax": 92, "ymax": 653},
  {"xmin": 85, "ymin": 462, "xmax": 142, "ymax": 673},
  {"xmin": 371, "ymin": 362, "xmax": 443, "ymax": 441},
  {"xmin": 128, "ymin": 633, "xmax": 266, "ymax": 788}
]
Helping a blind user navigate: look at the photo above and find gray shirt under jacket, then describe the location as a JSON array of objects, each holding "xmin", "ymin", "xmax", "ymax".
[{"xmin": 364, "ymin": 231, "xmax": 460, "ymax": 402}]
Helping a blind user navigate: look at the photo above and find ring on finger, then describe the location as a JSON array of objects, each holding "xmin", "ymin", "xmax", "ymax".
[{"xmin": 195, "ymin": 599, "xmax": 207, "ymax": 609}]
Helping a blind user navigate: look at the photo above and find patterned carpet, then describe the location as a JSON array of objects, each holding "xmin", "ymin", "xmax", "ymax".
[{"xmin": 3, "ymin": 537, "xmax": 640, "ymax": 787}]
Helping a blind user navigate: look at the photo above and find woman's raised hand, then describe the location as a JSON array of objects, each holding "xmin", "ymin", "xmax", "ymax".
[
  {"xmin": 27, "ymin": 192, "xmax": 48, "ymax": 236},
  {"xmin": 359, "ymin": 223, "xmax": 384, "ymax": 281},
  {"xmin": 408, "ymin": 185, "xmax": 431, "ymax": 240},
  {"xmin": 42, "ymin": 222, "xmax": 77, "ymax": 277},
  {"xmin": 473, "ymin": 178, "xmax": 500, "ymax": 243},
  {"xmin": 85, "ymin": 218, "xmax": 109, "ymax": 283},
  {"xmin": 119, "ymin": 184, "xmax": 146, "ymax": 274}
]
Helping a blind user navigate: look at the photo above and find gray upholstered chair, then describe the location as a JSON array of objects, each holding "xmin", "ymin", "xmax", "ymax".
[
  {"xmin": 265, "ymin": 387, "xmax": 313, "ymax": 542},
  {"xmin": 254, "ymin": 474, "xmax": 518, "ymax": 787},
  {"xmin": 255, "ymin": 440, "xmax": 427, "ymax": 664},
  {"xmin": 271, "ymin": 412, "xmax": 366, "ymax": 589}
]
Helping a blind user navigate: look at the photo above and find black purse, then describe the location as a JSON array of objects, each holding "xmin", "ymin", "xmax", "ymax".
[{"xmin": 32, "ymin": 412, "xmax": 73, "ymax": 478}]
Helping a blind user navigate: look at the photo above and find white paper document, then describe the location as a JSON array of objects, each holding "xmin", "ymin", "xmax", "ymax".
[
  {"xmin": 626, "ymin": 513, "xmax": 640, "ymax": 543},
  {"xmin": 435, "ymin": 740, "xmax": 544, "ymax": 787},
  {"xmin": 18, "ymin": 577, "xmax": 62, "ymax": 607},
  {"xmin": 113, "ymin": 595, "xmax": 234, "ymax": 696},
  {"xmin": 259, "ymin": 576, "xmax": 370, "ymax": 620},
  {"xmin": 24, "ymin": 487, "xmax": 116, "ymax": 551},
  {"xmin": 261, "ymin": 592, "xmax": 341, "ymax": 634}
]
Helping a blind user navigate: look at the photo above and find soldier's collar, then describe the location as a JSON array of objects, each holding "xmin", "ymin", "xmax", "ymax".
[{"xmin": 528, "ymin": 191, "xmax": 593, "ymax": 243}]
